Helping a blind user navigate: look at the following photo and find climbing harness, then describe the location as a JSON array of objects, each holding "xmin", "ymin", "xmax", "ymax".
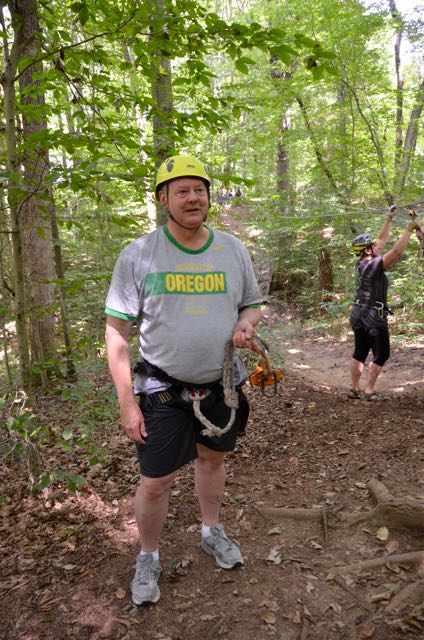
[
  {"xmin": 353, "ymin": 298, "xmax": 391, "ymax": 319},
  {"xmin": 248, "ymin": 335, "xmax": 283, "ymax": 398},
  {"xmin": 134, "ymin": 335, "xmax": 282, "ymax": 439}
]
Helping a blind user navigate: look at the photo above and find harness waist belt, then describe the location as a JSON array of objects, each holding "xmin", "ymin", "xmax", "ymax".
[
  {"xmin": 134, "ymin": 359, "xmax": 223, "ymax": 392},
  {"xmin": 354, "ymin": 299, "xmax": 393, "ymax": 317}
]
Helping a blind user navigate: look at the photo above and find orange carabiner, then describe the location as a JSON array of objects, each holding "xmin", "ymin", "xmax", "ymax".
[{"xmin": 248, "ymin": 337, "xmax": 283, "ymax": 397}]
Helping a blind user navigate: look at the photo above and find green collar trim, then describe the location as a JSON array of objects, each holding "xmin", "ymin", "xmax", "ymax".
[{"xmin": 163, "ymin": 225, "xmax": 214, "ymax": 254}]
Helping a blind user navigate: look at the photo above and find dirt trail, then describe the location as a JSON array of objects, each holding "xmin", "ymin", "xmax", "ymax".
[
  {"xmin": 221, "ymin": 202, "xmax": 424, "ymax": 398},
  {"xmin": 279, "ymin": 336, "xmax": 424, "ymax": 397}
]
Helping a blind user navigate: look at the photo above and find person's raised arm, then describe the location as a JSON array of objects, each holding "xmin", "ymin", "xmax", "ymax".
[
  {"xmin": 105, "ymin": 316, "xmax": 147, "ymax": 444},
  {"xmin": 376, "ymin": 205, "xmax": 397, "ymax": 251},
  {"xmin": 382, "ymin": 215, "xmax": 421, "ymax": 269}
]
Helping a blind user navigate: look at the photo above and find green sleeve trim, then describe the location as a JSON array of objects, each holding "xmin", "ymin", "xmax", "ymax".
[
  {"xmin": 240, "ymin": 304, "xmax": 262, "ymax": 310},
  {"xmin": 105, "ymin": 308, "xmax": 137, "ymax": 321}
]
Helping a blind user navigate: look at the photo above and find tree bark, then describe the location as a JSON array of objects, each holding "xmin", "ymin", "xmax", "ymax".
[
  {"xmin": 395, "ymin": 77, "xmax": 424, "ymax": 196},
  {"xmin": 1, "ymin": 4, "xmax": 31, "ymax": 386},
  {"xmin": 296, "ymin": 95, "xmax": 350, "ymax": 208},
  {"xmin": 389, "ymin": 0, "xmax": 404, "ymax": 176},
  {"xmin": 10, "ymin": 0, "xmax": 61, "ymax": 384},
  {"xmin": 147, "ymin": 0, "xmax": 175, "ymax": 227}
]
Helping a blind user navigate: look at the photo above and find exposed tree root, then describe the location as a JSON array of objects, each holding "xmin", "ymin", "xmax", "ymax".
[
  {"xmin": 255, "ymin": 478, "xmax": 424, "ymax": 532},
  {"xmin": 330, "ymin": 551, "xmax": 424, "ymax": 575},
  {"xmin": 385, "ymin": 579, "xmax": 424, "ymax": 611}
]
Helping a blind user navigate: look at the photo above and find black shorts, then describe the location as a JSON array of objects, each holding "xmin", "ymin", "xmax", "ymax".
[
  {"xmin": 352, "ymin": 325, "xmax": 390, "ymax": 367},
  {"xmin": 135, "ymin": 387, "xmax": 249, "ymax": 478}
]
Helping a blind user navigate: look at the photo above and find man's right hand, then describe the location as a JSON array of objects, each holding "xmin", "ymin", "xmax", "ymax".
[{"xmin": 119, "ymin": 398, "xmax": 147, "ymax": 444}]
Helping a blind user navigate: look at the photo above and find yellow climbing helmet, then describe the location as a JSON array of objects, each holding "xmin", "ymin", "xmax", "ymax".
[
  {"xmin": 155, "ymin": 154, "xmax": 211, "ymax": 199},
  {"xmin": 351, "ymin": 233, "xmax": 376, "ymax": 256}
]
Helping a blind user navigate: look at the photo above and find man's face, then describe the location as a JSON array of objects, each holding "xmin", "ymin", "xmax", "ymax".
[{"xmin": 159, "ymin": 178, "xmax": 209, "ymax": 229}]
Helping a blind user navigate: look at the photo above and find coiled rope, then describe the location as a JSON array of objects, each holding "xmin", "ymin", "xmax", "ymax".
[{"xmin": 190, "ymin": 340, "xmax": 239, "ymax": 438}]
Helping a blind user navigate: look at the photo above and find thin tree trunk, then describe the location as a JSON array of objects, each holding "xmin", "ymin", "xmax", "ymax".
[
  {"xmin": 296, "ymin": 95, "xmax": 350, "ymax": 208},
  {"xmin": 147, "ymin": 0, "xmax": 175, "ymax": 227},
  {"xmin": 276, "ymin": 113, "xmax": 291, "ymax": 215},
  {"xmin": 395, "ymin": 77, "xmax": 424, "ymax": 196},
  {"xmin": 341, "ymin": 78, "xmax": 394, "ymax": 205},
  {"xmin": 49, "ymin": 201, "xmax": 77, "ymax": 380},
  {"xmin": 389, "ymin": 0, "xmax": 404, "ymax": 176}
]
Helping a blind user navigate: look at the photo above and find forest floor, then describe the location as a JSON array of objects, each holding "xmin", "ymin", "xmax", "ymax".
[
  {"xmin": 2, "ymin": 304, "xmax": 424, "ymax": 640},
  {"xmin": 2, "ymin": 205, "xmax": 424, "ymax": 639}
]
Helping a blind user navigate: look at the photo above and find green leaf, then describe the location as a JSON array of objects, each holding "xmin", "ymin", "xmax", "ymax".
[
  {"xmin": 311, "ymin": 65, "xmax": 325, "ymax": 81},
  {"xmin": 235, "ymin": 60, "xmax": 250, "ymax": 75},
  {"xmin": 323, "ymin": 64, "xmax": 341, "ymax": 78},
  {"xmin": 271, "ymin": 45, "xmax": 296, "ymax": 64},
  {"xmin": 295, "ymin": 33, "xmax": 319, "ymax": 48}
]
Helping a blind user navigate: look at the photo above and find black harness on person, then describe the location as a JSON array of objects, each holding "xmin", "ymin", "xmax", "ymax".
[
  {"xmin": 133, "ymin": 359, "xmax": 224, "ymax": 407},
  {"xmin": 353, "ymin": 295, "xmax": 393, "ymax": 319}
]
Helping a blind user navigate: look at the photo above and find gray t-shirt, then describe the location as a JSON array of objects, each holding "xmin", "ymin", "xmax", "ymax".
[{"xmin": 105, "ymin": 225, "xmax": 261, "ymax": 392}]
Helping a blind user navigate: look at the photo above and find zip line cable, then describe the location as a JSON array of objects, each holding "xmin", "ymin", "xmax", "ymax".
[{"xmin": 257, "ymin": 201, "xmax": 424, "ymax": 221}]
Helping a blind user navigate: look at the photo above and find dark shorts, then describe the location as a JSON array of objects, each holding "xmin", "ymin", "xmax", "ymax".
[
  {"xmin": 135, "ymin": 387, "xmax": 249, "ymax": 478},
  {"xmin": 352, "ymin": 325, "xmax": 390, "ymax": 367}
]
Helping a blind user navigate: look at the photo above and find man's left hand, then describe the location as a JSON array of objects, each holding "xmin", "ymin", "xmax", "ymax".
[{"xmin": 232, "ymin": 319, "xmax": 259, "ymax": 351}]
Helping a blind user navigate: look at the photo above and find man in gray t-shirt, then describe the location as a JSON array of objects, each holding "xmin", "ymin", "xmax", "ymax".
[{"xmin": 105, "ymin": 154, "xmax": 262, "ymax": 606}]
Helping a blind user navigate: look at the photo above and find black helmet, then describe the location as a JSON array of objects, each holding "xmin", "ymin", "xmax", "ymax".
[{"xmin": 351, "ymin": 233, "xmax": 376, "ymax": 256}]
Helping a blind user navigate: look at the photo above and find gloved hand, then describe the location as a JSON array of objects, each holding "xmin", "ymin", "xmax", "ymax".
[
  {"xmin": 387, "ymin": 205, "xmax": 397, "ymax": 220},
  {"xmin": 407, "ymin": 210, "xmax": 421, "ymax": 232}
]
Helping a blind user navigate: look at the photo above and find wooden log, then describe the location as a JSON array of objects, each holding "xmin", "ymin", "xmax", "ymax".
[
  {"xmin": 255, "ymin": 505, "xmax": 324, "ymax": 522},
  {"xmin": 385, "ymin": 580, "xmax": 424, "ymax": 611},
  {"xmin": 331, "ymin": 550, "xmax": 424, "ymax": 575},
  {"xmin": 256, "ymin": 479, "xmax": 424, "ymax": 532}
]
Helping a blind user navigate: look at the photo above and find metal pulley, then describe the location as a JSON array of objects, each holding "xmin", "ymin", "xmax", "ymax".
[{"xmin": 248, "ymin": 336, "xmax": 283, "ymax": 397}]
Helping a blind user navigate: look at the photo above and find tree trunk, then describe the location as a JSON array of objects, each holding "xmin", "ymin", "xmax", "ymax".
[
  {"xmin": 318, "ymin": 247, "xmax": 333, "ymax": 306},
  {"xmin": 395, "ymin": 77, "xmax": 424, "ymax": 196},
  {"xmin": 1, "ymin": 4, "xmax": 31, "ymax": 386},
  {"xmin": 10, "ymin": 0, "xmax": 61, "ymax": 384},
  {"xmin": 296, "ymin": 95, "xmax": 350, "ymax": 208},
  {"xmin": 389, "ymin": 0, "xmax": 404, "ymax": 176},
  {"xmin": 276, "ymin": 112, "xmax": 291, "ymax": 215},
  {"xmin": 147, "ymin": 0, "xmax": 175, "ymax": 227},
  {"xmin": 49, "ymin": 201, "xmax": 77, "ymax": 380}
]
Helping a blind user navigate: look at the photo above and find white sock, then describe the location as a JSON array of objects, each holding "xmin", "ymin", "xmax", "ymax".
[
  {"xmin": 140, "ymin": 548, "xmax": 159, "ymax": 561},
  {"xmin": 202, "ymin": 524, "xmax": 214, "ymax": 538}
]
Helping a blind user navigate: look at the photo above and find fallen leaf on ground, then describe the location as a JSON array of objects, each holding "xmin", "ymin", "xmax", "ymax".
[
  {"xmin": 376, "ymin": 526, "xmax": 389, "ymax": 541},
  {"xmin": 357, "ymin": 623, "xmax": 376, "ymax": 638},
  {"xmin": 267, "ymin": 526, "xmax": 282, "ymax": 535},
  {"xmin": 261, "ymin": 611, "xmax": 276, "ymax": 624}
]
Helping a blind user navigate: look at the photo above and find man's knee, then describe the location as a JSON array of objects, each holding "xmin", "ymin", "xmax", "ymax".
[
  {"xmin": 196, "ymin": 446, "xmax": 225, "ymax": 472},
  {"xmin": 139, "ymin": 473, "xmax": 176, "ymax": 501}
]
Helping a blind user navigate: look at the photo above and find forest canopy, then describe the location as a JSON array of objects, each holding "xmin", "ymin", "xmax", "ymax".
[{"xmin": 0, "ymin": 0, "xmax": 423, "ymax": 394}]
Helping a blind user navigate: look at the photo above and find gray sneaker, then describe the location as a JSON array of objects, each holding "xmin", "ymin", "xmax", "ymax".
[
  {"xmin": 200, "ymin": 524, "xmax": 244, "ymax": 569},
  {"xmin": 131, "ymin": 553, "xmax": 162, "ymax": 605}
]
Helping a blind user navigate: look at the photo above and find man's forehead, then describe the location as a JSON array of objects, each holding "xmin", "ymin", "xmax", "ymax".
[{"xmin": 169, "ymin": 177, "xmax": 206, "ymax": 189}]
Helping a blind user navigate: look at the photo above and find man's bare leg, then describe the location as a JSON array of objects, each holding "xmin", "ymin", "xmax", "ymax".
[
  {"xmin": 134, "ymin": 472, "xmax": 177, "ymax": 551},
  {"xmin": 195, "ymin": 444, "xmax": 225, "ymax": 525}
]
